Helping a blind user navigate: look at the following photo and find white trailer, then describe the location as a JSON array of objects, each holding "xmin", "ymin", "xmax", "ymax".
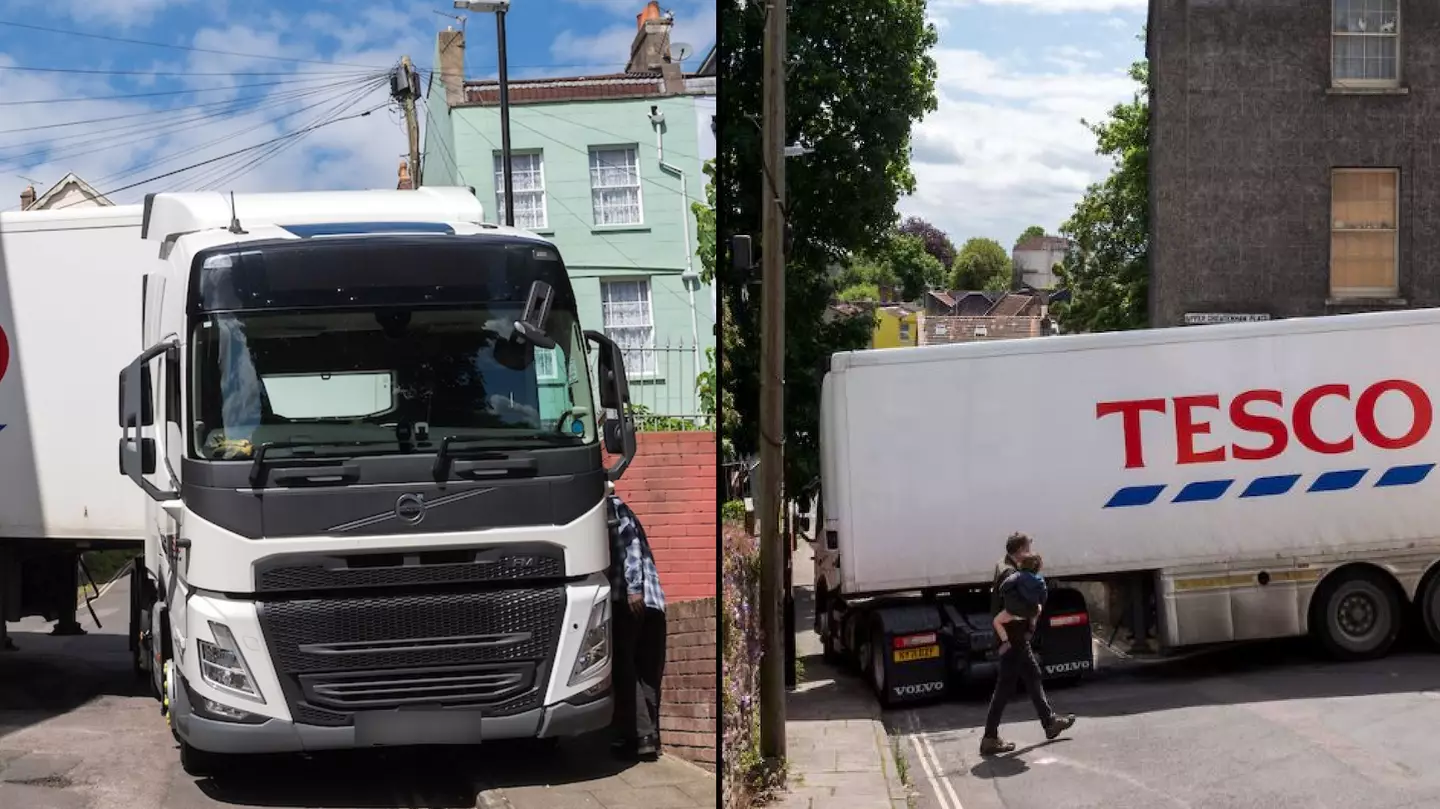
[
  {"xmin": 814, "ymin": 308, "xmax": 1440, "ymax": 706},
  {"xmin": 0, "ymin": 205, "xmax": 151, "ymax": 645}
]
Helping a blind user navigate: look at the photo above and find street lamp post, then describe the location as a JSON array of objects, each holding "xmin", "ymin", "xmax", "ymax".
[{"xmin": 454, "ymin": 0, "xmax": 514, "ymax": 227}]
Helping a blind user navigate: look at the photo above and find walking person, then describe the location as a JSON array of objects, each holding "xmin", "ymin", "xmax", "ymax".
[
  {"xmin": 607, "ymin": 493, "xmax": 667, "ymax": 761},
  {"xmin": 980, "ymin": 532, "xmax": 1076, "ymax": 756}
]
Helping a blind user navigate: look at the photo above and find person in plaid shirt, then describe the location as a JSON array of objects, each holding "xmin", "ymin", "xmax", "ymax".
[{"xmin": 607, "ymin": 493, "xmax": 667, "ymax": 760}]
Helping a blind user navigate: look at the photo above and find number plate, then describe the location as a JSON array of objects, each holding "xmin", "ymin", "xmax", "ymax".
[{"xmin": 893, "ymin": 644, "xmax": 940, "ymax": 663}]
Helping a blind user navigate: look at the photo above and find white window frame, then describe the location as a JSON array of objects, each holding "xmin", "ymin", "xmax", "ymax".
[
  {"xmin": 1331, "ymin": 0, "xmax": 1401, "ymax": 88},
  {"xmin": 492, "ymin": 150, "xmax": 548, "ymax": 231},
  {"xmin": 534, "ymin": 346, "xmax": 561, "ymax": 381},
  {"xmin": 599, "ymin": 278, "xmax": 658, "ymax": 378},
  {"xmin": 1330, "ymin": 167, "xmax": 1400, "ymax": 299},
  {"xmin": 588, "ymin": 145, "xmax": 644, "ymax": 227}
]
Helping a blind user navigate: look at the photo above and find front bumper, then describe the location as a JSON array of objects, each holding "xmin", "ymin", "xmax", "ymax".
[{"xmin": 173, "ymin": 673, "xmax": 612, "ymax": 753}]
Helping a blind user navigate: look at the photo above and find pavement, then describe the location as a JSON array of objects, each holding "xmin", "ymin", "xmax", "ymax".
[
  {"xmin": 776, "ymin": 540, "xmax": 912, "ymax": 809},
  {"xmin": 888, "ymin": 634, "xmax": 1440, "ymax": 809},
  {"xmin": 0, "ymin": 573, "xmax": 715, "ymax": 809}
]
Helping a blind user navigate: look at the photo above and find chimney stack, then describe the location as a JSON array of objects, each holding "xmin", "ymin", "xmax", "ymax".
[
  {"xmin": 628, "ymin": 1, "xmax": 683, "ymax": 92},
  {"xmin": 19, "ymin": 185, "xmax": 34, "ymax": 210},
  {"xmin": 438, "ymin": 28, "xmax": 465, "ymax": 109}
]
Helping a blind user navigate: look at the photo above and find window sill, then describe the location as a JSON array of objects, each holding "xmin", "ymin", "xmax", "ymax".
[
  {"xmin": 591, "ymin": 225, "xmax": 651, "ymax": 234},
  {"xmin": 1326, "ymin": 297, "xmax": 1407, "ymax": 307},
  {"xmin": 1327, "ymin": 85, "xmax": 1408, "ymax": 96}
]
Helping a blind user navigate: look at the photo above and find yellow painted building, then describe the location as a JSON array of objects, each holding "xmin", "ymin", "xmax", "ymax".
[{"xmin": 872, "ymin": 305, "xmax": 919, "ymax": 348}]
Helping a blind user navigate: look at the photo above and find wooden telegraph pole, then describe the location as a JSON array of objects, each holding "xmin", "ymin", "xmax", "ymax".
[{"xmin": 758, "ymin": 0, "xmax": 788, "ymax": 762}]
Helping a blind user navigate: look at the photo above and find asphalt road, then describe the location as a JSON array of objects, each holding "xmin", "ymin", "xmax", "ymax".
[
  {"xmin": 0, "ymin": 573, "xmax": 714, "ymax": 809},
  {"xmin": 887, "ymin": 635, "xmax": 1440, "ymax": 809}
]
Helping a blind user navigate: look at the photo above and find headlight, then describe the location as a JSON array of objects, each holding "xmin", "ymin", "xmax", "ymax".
[
  {"xmin": 568, "ymin": 590, "xmax": 611, "ymax": 686},
  {"xmin": 197, "ymin": 622, "xmax": 265, "ymax": 704}
]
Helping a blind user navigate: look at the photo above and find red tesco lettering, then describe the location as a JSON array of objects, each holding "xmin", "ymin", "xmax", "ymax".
[{"xmin": 1095, "ymin": 380, "xmax": 1432, "ymax": 468}]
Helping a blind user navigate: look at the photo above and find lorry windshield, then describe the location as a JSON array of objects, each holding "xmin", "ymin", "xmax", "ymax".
[{"xmin": 190, "ymin": 306, "xmax": 595, "ymax": 459}]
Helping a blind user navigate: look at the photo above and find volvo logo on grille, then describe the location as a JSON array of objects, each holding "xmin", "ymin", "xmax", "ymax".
[{"xmin": 395, "ymin": 494, "xmax": 427, "ymax": 524}]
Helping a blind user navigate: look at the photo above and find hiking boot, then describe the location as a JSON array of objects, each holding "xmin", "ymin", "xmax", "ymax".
[
  {"xmin": 1044, "ymin": 713, "xmax": 1076, "ymax": 740},
  {"xmin": 979, "ymin": 736, "xmax": 1016, "ymax": 756}
]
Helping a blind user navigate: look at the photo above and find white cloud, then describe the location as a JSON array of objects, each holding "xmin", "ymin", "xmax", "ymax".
[
  {"xmin": 42, "ymin": 0, "xmax": 193, "ymax": 28},
  {"xmin": 933, "ymin": 0, "xmax": 1145, "ymax": 11},
  {"xmin": 0, "ymin": 8, "xmax": 429, "ymax": 212},
  {"xmin": 899, "ymin": 47, "xmax": 1141, "ymax": 247}
]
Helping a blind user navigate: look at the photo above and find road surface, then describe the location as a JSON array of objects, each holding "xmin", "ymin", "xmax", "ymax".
[
  {"xmin": 0, "ymin": 572, "xmax": 714, "ymax": 809},
  {"xmin": 889, "ymin": 636, "xmax": 1440, "ymax": 809}
]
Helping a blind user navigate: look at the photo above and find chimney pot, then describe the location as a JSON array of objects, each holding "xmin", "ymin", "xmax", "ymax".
[
  {"xmin": 19, "ymin": 185, "xmax": 35, "ymax": 210},
  {"xmin": 637, "ymin": 1, "xmax": 661, "ymax": 29}
]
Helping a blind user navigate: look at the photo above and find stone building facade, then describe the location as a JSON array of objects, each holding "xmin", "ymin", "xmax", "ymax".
[{"xmin": 1149, "ymin": 0, "xmax": 1440, "ymax": 327}]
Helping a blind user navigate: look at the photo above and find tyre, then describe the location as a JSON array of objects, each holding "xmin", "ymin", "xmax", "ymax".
[
  {"xmin": 868, "ymin": 627, "xmax": 894, "ymax": 709},
  {"xmin": 1312, "ymin": 568, "xmax": 1401, "ymax": 660},
  {"xmin": 818, "ymin": 604, "xmax": 841, "ymax": 665},
  {"xmin": 179, "ymin": 740, "xmax": 222, "ymax": 777},
  {"xmin": 1418, "ymin": 570, "xmax": 1440, "ymax": 648}
]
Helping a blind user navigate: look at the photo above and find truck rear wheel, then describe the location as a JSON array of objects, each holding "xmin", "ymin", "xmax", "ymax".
[
  {"xmin": 1313, "ymin": 568, "xmax": 1401, "ymax": 661},
  {"xmin": 867, "ymin": 627, "xmax": 894, "ymax": 709},
  {"xmin": 1420, "ymin": 569, "xmax": 1440, "ymax": 648}
]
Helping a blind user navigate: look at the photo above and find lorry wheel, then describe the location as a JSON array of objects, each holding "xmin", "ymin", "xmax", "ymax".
[
  {"xmin": 868, "ymin": 628, "xmax": 894, "ymax": 709},
  {"xmin": 818, "ymin": 611, "xmax": 841, "ymax": 665},
  {"xmin": 179, "ymin": 741, "xmax": 221, "ymax": 778},
  {"xmin": 1314, "ymin": 569, "xmax": 1401, "ymax": 661},
  {"xmin": 1420, "ymin": 572, "xmax": 1440, "ymax": 648}
]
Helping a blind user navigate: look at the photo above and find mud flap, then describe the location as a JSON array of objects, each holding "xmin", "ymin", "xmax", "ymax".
[{"xmin": 1034, "ymin": 588, "xmax": 1094, "ymax": 679}]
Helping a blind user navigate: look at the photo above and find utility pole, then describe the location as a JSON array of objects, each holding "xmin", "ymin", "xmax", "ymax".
[
  {"xmin": 758, "ymin": 0, "xmax": 788, "ymax": 763},
  {"xmin": 396, "ymin": 56, "xmax": 423, "ymax": 187}
]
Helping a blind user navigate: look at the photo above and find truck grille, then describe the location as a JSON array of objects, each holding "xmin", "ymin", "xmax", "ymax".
[
  {"xmin": 254, "ymin": 545, "xmax": 566, "ymax": 594},
  {"xmin": 257, "ymin": 587, "xmax": 565, "ymax": 726}
]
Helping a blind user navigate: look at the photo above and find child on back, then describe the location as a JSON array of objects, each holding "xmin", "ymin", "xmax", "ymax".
[{"xmin": 993, "ymin": 553, "xmax": 1046, "ymax": 656}]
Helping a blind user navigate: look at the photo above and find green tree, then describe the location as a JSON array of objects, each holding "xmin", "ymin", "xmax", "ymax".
[
  {"xmin": 691, "ymin": 161, "xmax": 731, "ymax": 447},
  {"xmin": 898, "ymin": 215, "xmax": 957, "ymax": 270},
  {"xmin": 1016, "ymin": 224, "xmax": 1047, "ymax": 245},
  {"xmin": 952, "ymin": 237, "xmax": 1012, "ymax": 290},
  {"xmin": 837, "ymin": 282, "xmax": 880, "ymax": 302},
  {"xmin": 1055, "ymin": 52, "xmax": 1149, "ymax": 333},
  {"xmin": 719, "ymin": 0, "xmax": 936, "ymax": 492},
  {"xmin": 843, "ymin": 231, "xmax": 944, "ymax": 300}
]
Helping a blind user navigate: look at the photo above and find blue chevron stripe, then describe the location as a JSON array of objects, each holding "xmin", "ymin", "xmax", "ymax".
[{"xmin": 1104, "ymin": 463, "xmax": 1433, "ymax": 508}]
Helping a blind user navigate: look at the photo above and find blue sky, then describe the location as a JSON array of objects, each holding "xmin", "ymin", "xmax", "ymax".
[
  {"xmin": 899, "ymin": 0, "xmax": 1147, "ymax": 252},
  {"xmin": 0, "ymin": 0, "xmax": 714, "ymax": 210}
]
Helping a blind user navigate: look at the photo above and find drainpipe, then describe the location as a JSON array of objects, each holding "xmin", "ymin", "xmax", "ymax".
[{"xmin": 649, "ymin": 106, "xmax": 702, "ymax": 390}]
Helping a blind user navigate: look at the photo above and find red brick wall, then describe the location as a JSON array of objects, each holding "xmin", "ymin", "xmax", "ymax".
[
  {"xmin": 607, "ymin": 431, "xmax": 716, "ymax": 601},
  {"xmin": 661, "ymin": 597, "xmax": 717, "ymax": 768}
]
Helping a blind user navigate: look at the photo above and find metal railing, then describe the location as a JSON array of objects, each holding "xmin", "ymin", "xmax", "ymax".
[{"xmin": 590, "ymin": 339, "xmax": 714, "ymax": 430}]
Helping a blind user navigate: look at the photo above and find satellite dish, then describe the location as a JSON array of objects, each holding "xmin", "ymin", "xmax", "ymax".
[{"xmin": 674, "ymin": 42, "xmax": 693, "ymax": 62}]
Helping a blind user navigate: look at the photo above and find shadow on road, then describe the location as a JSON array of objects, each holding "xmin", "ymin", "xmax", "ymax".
[
  {"xmin": 193, "ymin": 735, "xmax": 633, "ymax": 808},
  {"xmin": 0, "ymin": 628, "xmax": 147, "ymax": 740},
  {"xmin": 789, "ymin": 577, "xmax": 1440, "ymax": 734}
]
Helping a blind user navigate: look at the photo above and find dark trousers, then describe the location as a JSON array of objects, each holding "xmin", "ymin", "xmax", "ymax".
[
  {"xmin": 984, "ymin": 621, "xmax": 1054, "ymax": 737},
  {"xmin": 612, "ymin": 602, "xmax": 667, "ymax": 740}
]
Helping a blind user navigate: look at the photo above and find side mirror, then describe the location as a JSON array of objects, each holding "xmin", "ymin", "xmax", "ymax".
[
  {"xmin": 584, "ymin": 330, "xmax": 636, "ymax": 481},
  {"xmin": 514, "ymin": 280, "xmax": 557, "ymax": 350},
  {"xmin": 119, "ymin": 341, "xmax": 180, "ymax": 502},
  {"xmin": 117, "ymin": 365, "xmax": 154, "ymax": 428}
]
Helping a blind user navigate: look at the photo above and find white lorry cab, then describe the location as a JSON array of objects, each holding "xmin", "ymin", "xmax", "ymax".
[
  {"xmin": 2, "ymin": 187, "xmax": 637, "ymax": 774},
  {"xmin": 813, "ymin": 308, "xmax": 1440, "ymax": 708}
]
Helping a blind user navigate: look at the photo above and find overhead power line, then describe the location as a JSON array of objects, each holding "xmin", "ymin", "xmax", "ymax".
[
  {"xmin": 0, "ymin": 73, "xmax": 372, "ymax": 106},
  {"xmin": 51, "ymin": 101, "xmax": 387, "ymax": 210},
  {"xmin": 0, "ymin": 18, "xmax": 396, "ymax": 70},
  {"xmin": 0, "ymin": 72, "xmax": 383, "ymax": 137},
  {"xmin": 0, "ymin": 64, "xmax": 379, "ymax": 77}
]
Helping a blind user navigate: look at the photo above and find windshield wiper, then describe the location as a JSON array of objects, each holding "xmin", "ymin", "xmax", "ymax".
[
  {"xmin": 431, "ymin": 433, "xmax": 577, "ymax": 481},
  {"xmin": 249, "ymin": 440, "xmax": 393, "ymax": 487}
]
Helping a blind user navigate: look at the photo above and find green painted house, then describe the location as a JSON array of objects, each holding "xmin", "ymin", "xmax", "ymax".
[{"xmin": 422, "ymin": 18, "xmax": 715, "ymax": 422}]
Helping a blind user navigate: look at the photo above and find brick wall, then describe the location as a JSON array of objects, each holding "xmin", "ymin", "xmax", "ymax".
[
  {"xmin": 608, "ymin": 431, "xmax": 716, "ymax": 601},
  {"xmin": 660, "ymin": 597, "xmax": 717, "ymax": 768},
  {"xmin": 919, "ymin": 314, "xmax": 1044, "ymax": 345}
]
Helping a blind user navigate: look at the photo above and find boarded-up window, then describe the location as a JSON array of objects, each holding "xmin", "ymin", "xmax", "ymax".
[{"xmin": 1330, "ymin": 169, "xmax": 1398, "ymax": 298}]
